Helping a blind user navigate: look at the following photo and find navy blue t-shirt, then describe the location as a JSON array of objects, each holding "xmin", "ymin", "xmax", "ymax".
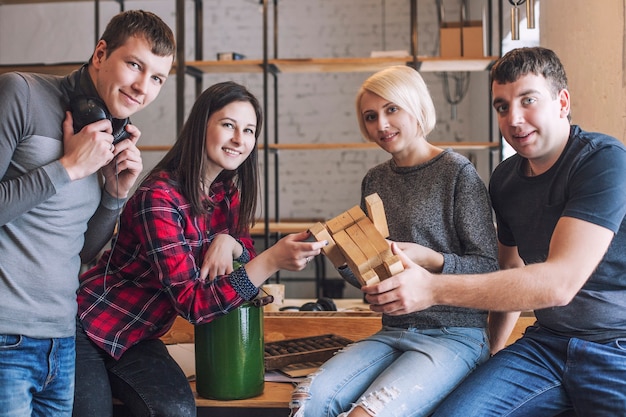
[{"xmin": 490, "ymin": 125, "xmax": 626, "ymax": 342}]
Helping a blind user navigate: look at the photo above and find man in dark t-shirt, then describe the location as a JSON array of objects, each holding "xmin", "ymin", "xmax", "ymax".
[{"xmin": 363, "ymin": 47, "xmax": 626, "ymax": 416}]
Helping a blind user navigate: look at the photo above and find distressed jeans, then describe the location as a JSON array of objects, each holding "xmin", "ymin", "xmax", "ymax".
[
  {"xmin": 433, "ymin": 325, "xmax": 626, "ymax": 417},
  {"xmin": 0, "ymin": 334, "xmax": 75, "ymax": 417},
  {"xmin": 289, "ymin": 326, "xmax": 489, "ymax": 417}
]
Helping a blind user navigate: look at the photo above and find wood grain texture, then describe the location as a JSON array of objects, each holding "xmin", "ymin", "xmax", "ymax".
[{"xmin": 160, "ymin": 308, "xmax": 536, "ymax": 409}]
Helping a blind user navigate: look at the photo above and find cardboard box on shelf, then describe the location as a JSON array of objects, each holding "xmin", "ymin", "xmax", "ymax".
[{"xmin": 439, "ymin": 20, "xmax": 484, "ymax": 58}]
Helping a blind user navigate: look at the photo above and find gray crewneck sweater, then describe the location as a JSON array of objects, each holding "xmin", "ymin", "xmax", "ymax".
[{"xmin": 340, "ymin": 149, "xmax": 498, "ymax": 329}]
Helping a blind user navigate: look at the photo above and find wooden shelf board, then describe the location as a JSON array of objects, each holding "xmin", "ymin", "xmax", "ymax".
[
  {"xmin": 266, "ymin": 143, "xmax": 378, "ymax": 151},
  {"xmin": 250, "ymin": 221, "xmax": 319, "ymax": 235},
  {"xmin": 0, "ymin": 0, "xmax": 153, "ymax": 3},
  {"xmin": 271, "ymin": 57, "xmax": 414, "ymax": 73},
  {"xmin": 0, "ymin": 62, "xmax": 178, "ymax": 76},
  {"xmin": 0, "ymin": 62, "xmax": 83, "ymax": 76},
  {"xmin": 263, "ymin": 142, "xmax": 499, "ymax": 151},
  {"xmin": 184, "ymin": 57, "xmax": 497, "ymax": 75},
  {"xmin": 137, "ymin": 145, "xmax": 172, "ymax": 152},
  {"xmin": 0, "ymin": 59, "xmax": 495, "ymax": 77},
  {"xmin": 418, "ymin": 56, "xmax": 498, "ymax": 72},
  {"xmin": 191, "ymin": 381, "xmax": 293, "ymax": 409},
  {"xmin": 0, "ymin": 0, "xmax": 91, "ymax": 3},
  {"xmin": 138, "ymin": 142, "xmax": 499, "ymax": 153},
  {"xmin": 186, "ymin": 59, "xmax": 265, "ymax": 74}
]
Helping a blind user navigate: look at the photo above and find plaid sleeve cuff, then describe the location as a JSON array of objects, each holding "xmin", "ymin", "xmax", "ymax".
[{"xmin": 229, "ymin": 266, "xmax": 258, "ymax": 301}]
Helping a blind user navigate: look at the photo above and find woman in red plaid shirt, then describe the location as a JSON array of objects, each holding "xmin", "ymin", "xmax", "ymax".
[{"xmin": 72, "ymin": 81, "xmax": 326, "ymax": 417}]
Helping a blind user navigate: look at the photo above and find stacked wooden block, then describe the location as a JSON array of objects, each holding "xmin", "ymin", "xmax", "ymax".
[{"xmin": 309, "ymin": 193, "xmax": 403, "ymax": 286}]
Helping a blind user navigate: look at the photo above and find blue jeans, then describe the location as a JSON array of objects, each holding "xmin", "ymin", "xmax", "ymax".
[
  {"xmin": 73, "ymin": 320, "xmax": 195, "ymax": 417},
  {"xmin": 0, "ymin": 334, "xmax": 75, "ymax": 417},
  {"xmin": 289, "ymin": 326, "xmax": 489, "ymax": 417},
  {"xmin": 433, "ymin": 325, "xmax": 626, "ymax": 417}
]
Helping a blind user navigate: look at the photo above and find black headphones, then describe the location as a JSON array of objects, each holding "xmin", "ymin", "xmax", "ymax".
[
  {"xmin": 70, "ymin": 65, "xmax": 131, "ymax": 144},
  {"xmin": 280, "ymin": 297, "xmax": 337, "ymax": 312}
]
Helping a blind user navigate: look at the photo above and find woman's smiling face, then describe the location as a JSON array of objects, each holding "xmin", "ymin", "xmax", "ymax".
[
  {"xmin": 359, "ymin": 90, "xmax": 421, "ymax": 158},
  {"xmin": 204, "ymin": 100, "xmax": 258, "ymax": 181}
]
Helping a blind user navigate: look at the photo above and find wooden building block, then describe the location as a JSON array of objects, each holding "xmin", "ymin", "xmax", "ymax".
[
  {"xmin": 345, "ymin": 223, "xmax": 382, "ymax": 270},
  {"xmin": 326, "ymin": 211, "xmax": 357, "ymax": 234},
  {"xmin": 373, "ymin": 264, "xmax": 393, "ymax": 281},
  {"xmin": 346, "ymin": 206, "xmax": 366, "ymax": 223},
  {"xmin": 333, "ymin": 230, "xmax": 379, "ymax": 286},
  {"xmin": 383, "ymin": 254, "xmax": 404, "ymax": 276},
  {"xmin": 332, "ymin": 230, "xmax": 369, "ymax": 273},
  {"xmin": 308, "ymin": 222, "xmax": 327, "ymax": 240},
  {"xmin": 356, "ymin": 218, "xmax": 392, "ymax": 260},
  {"xmin": 309, "ymin": 222, "xmax": 346, "ymax": 267},
  {"xmin": 360, "ymin": 269, "xmax": 381, "ymax": 286},
  {"xmin": 311, "ymin": 196, "xmax": 398, "ymax": 286},
  {"xmin": 365, "ymin": 193, "xmax": 389, "ymax": 238}
]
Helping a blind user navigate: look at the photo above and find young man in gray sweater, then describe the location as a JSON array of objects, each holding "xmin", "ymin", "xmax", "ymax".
[{"xmin": 0, "ymin": 10, "xmax": 175, "ymax": 416}]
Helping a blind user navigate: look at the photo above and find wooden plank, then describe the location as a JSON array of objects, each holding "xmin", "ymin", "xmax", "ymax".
[
  {"xmin": 135, "ymin": 142, "xmax": 500, "ymax": 153},
  {"xmin": 264, "ymin": 315, "xmax": 381, "ymax": 343},
  {"xmin": 162, "ymin": 312, "xmax": 382, "ymax": 346},
  {"xmin": 268, "ymin": 57, "xmax": 497, "ymax": 74},
  {"xmin": 163, "ymin": 310, "xmax": 536, "ymax": 347},
  {"xmin": 191, "ymin": 381, "xmax": 294, "ymax": 409},
  {"xmin": 250, "ymin": 221, "xmax": 316, "ymax": 235},
  {"xmin": 0, "ymin": 0, "xmax": 92, "ymax": 3},
  {"xmin": 185, "ymin": 59, "xmax": 264, "ymax": 74},
  {"xmin": 0, "ymin": 62, "xmax": 82, "ymax": 76},
  {"xmin": 263, "ymin": 142, "xmax": 499, "ymax": 151}
]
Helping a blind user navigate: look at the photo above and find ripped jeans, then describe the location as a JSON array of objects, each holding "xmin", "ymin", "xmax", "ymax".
[{"xmin": 289, "ymin": 326, "xmax": 489, "ymax": 417}]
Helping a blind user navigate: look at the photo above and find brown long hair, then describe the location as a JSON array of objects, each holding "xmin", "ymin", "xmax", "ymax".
[{"xmin": 149, "ymin": 81, "xmax": 262, "ymax": 234}]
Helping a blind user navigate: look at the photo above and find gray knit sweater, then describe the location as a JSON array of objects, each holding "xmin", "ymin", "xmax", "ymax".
[
  {"xmin": 340, "ymin": 149, "xmax": 498, "ymax": 329},
  {"xmin": 0, "ymin": 70, "xmax": 123, "ymax": 338}
]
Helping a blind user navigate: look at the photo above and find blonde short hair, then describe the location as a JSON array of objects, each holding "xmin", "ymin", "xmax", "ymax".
[{"xmin": 355, "ymin": 65, "xmax": 436, "ymax": 141}]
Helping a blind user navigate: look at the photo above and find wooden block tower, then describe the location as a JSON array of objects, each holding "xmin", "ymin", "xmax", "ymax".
[{"xmin": 309, "ymin": 193, "xmax": 403, "ymax": 286}]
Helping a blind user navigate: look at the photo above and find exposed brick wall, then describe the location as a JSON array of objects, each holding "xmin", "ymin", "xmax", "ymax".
[
  {"xmin": 0, "ymin": 0, "xmax": 494, "ymax": 220},
  {"xmin": 0, "ymin": 0, "xmax": 496, "ymax": 297}
]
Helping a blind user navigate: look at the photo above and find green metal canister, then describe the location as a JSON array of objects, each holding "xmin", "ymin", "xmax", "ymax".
[{"xmin": 194, "ymin": 302, "xmax": 265, "ymax": 400}]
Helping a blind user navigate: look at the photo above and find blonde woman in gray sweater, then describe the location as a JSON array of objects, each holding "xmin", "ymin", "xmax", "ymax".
[{"xmin": 289, "ymin": 65, "xmax": 498, "ymax": 417}]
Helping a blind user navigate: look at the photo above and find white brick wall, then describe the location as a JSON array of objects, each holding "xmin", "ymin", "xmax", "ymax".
[
  {"xmin": 0, "ymin": 0, "xmax": 498, "ymax": 297},
  {"xmin": 0, "ymin": 0, "xmax": 496, "ymax": 218}
]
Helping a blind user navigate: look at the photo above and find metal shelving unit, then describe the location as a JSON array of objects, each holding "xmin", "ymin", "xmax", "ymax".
[{"xmin": 2, "ymin": 0, "xmax": 502, "ymax": 294}]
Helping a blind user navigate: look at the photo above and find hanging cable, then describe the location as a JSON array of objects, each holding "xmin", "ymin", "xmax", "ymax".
[
  {"xmin": 441, "ymin": 71, "xmax": 470, "ymax": 120},
  {"xmin": 381, "ymin": 0, "xmax": 386, "ymax": 51},
  {"xmin": 103, "ymin": 158, "xmax": 121, "ymax": 293}
]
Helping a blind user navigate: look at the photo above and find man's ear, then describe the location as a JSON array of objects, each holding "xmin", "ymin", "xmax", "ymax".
[
  {"xmin": 558, "ymin": 88, "xmax": 571, "ymax": 119},
  {"xmin": 92, "ymin": 40, "xmax": 108, "ymax": 67}
]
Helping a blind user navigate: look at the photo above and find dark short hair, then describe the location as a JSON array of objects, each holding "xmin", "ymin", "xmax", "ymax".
[
  {"xmin": 98, "ymin": 9, "xmax": 176, "ymax": 60},
  {"xmin": 490, "ymin": 47, "xmax": 568, "ymax": 98}
]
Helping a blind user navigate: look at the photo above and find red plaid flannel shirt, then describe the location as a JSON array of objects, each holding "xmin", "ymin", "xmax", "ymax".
[{"xmin": 77, "ymin": 171, "xmax": 256, "ymax": 359}]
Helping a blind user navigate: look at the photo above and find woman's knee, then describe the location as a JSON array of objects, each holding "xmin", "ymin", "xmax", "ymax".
[{"xmin": 147, "ymin": 395, "xmax": 196, "ymax": 417}]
